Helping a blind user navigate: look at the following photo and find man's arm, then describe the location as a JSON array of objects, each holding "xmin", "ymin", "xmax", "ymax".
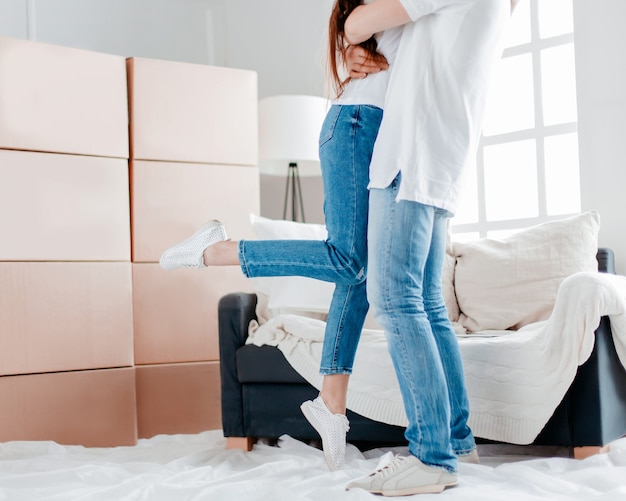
[{"xmin": 344, "ymin": 0, "xmax": 411, "ymax": 45}]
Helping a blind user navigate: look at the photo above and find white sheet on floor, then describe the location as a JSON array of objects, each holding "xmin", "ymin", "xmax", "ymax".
[
  {"xmin": 0, "ymin": 431, "xmax": 625, "ymax": 500},
  {"xmin": 247, "ymin": 271, "xmax": 626, "ymax": 444}
]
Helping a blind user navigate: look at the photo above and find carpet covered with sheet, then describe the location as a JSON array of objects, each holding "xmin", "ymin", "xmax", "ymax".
[
  {"xmin": 247, "ymin": 271, "xmax": 626, "ymax": 444},
  {"xmin": 0, "ymin": 431, "xmax": 625, "ymax": 500}
]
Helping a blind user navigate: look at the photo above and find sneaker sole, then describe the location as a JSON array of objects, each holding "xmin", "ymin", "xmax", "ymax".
[
  {"xmin": 380, "ymin": 480, "xmax": 458, "ymax": 496},
  {"xmin": 300, "ymin": 401, "xmax": 342, "ymax": 471}
]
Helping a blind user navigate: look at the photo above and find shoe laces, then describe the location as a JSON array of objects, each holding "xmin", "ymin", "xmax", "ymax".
[{"xmin": 371, "ymin": 455, "xmax": 408, "ymax": 479}]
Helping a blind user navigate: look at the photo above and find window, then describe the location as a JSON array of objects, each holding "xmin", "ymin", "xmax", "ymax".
[{"xmin": 453, "ymin": 0, "xmax": 579, "ymax": 240}]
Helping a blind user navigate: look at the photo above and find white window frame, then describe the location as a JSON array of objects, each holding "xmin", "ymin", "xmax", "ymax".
[{"xmin": 452, "ymin": 0, "xmax": 578, "ymax": 238}]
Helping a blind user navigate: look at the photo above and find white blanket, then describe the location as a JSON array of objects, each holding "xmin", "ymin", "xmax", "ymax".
[{"xmin": 247, "ymin": 272, "xmax": 626, "ymax": 444}]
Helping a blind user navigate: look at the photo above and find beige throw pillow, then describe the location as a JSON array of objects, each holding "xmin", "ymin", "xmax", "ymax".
[{"xmin": 453, "ymin": 211, "xmax": 601, "ymax": 332}]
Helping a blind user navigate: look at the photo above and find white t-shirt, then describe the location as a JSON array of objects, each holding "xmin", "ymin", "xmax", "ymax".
[
  {"xmin": 334, "ymin": 10, "xmax": 403, "ymax": 108},
  {"xmin": 368, "ymin": 0, "xmax": 510, "ymax": 215}
]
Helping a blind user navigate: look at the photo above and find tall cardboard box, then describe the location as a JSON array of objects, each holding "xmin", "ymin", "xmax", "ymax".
[{"xmin": 0, "ymin": 36, "xmax": 128, "ymax": 158}]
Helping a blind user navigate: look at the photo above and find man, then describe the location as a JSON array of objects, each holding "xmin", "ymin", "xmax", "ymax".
[{"xmin": 342, "ymin": 0, "xmax": 514, "ymax": 495}]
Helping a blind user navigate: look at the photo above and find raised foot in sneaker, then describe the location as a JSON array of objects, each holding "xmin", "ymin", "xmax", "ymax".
[
  {"xmin": 300, "ymin": 396, "xmax": 350, "ymax": 471},
  {"xmin": 346, "ymin": 454, "xmax": 458, "ymax": 496},
  {"xmin": 159, "ymin": 220, "xmax": 228, "ymax": 270}
]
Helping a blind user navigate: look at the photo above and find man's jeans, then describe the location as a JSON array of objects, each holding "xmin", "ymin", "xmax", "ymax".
[
  {"xmin": 367, "ymin": 174, "xmax": 476, "ymax": 473},
  {"xmin": 239, "ymin": 104, "xmax": 383, "ymax": 374}
]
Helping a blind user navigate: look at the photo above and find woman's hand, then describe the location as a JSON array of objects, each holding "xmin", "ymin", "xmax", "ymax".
[{"xmin": 345, "ymin": 45, "xmax": 389, "ymax": 79}]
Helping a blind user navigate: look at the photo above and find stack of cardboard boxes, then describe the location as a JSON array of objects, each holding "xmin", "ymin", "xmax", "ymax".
[
  {"xmin": 127, "ymin": 56, "xmax": 259, "ymax": 439},
  {"xmin": 0, "ymin": 36, "xmax": 260, "ymax": 446}
]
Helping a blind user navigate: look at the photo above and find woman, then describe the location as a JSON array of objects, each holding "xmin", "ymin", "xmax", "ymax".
[{"xmin": 159, "ymin": 0, "xmax": 402, "ymax": 472}]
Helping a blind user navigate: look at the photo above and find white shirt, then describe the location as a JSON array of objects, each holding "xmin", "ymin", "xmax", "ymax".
[
  {"xmin": 334, "ymin": 9, "xmax": 403, "ymax": 108},
  {"xmin": 368, "ymin": 0, "xmax": 510, "ymax": 215}
]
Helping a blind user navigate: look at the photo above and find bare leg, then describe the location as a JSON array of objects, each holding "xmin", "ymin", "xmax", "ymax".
[
  {"xmin": 203, "ymin": 240, "xmax": 240, "ymax": 266},
  {"xmin": 320, "ymin": 374, "xmax": 350, "ymax": 415}
]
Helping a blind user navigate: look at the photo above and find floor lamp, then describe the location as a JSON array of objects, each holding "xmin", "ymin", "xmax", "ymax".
[{"xmin": 258, "ymin": 95, "xmax": 328, "ymax": 222}]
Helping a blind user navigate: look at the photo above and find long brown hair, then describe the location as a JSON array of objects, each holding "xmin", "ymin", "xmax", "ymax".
[{"xmin": 328, "ymin": 0, "xmax": 387, "ymax": 97}]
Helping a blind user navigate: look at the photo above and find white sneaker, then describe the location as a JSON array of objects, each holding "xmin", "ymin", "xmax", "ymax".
[
  {"xmin": 159, "ymin": 220, "xmax": 228, "ymax": 270},
  {"xmin": 300, "ymin": 396, "xmax": 350, "ymax": 471},
  {"xmin": 346, "ymin": 454, "xmax": 458, "ymax": 496}
]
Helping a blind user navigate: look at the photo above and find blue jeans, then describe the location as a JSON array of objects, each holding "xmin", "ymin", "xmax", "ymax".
[
  {"xmin": 367, "ymin": 174, "xmax": 475, "ymax": 473},
  {"xmin": 239, "ymin": 104, "xmax": 383, "ymax": 374}
]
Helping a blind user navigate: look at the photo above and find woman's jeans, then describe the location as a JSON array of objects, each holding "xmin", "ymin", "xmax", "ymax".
[
  {"xmin": 239, "ymin": 104, "xmax": 383, "ymax": 374},
  {"xmin": 367, "ymin": 174, "xmax": 475, "ymax": 473}
]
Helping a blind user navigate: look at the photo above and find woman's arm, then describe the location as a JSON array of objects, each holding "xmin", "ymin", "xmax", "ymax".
[{"xmin": 344, "ymin": 0, "xmax": 412, "ymax": 45}]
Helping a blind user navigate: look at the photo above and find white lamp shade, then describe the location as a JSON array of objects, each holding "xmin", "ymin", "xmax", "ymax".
[{"xmin": 258, "ymin": 95, "xmax": 329, "ymax": 177}]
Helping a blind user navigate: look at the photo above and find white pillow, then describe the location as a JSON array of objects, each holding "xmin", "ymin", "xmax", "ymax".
[
  {"xmin": 453, "ymin": 211, "xmax": 601, "ymax": 332},
  {"xmin": 250, "ymin": 214, "xmax": 328, "ymax": 241},
  {"xmin": 248, "ymin": 215, "xmax": 335, "ymax": 320}
]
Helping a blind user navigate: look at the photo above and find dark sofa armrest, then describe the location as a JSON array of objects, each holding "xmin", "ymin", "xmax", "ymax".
[
  {"xmin": 597, "ymin": 248, "xmax": 615, "ymax": 274},
  {"xmin": 219, "ymin": 292, "xmax": 258, "ymax": 437},
  {"xmin": 218, "ymin": 292, "xmax": 258, "ymax": 347},
  {"xmin": 569, "ymin": 315, "xmax": 626, "ymax": 446}
]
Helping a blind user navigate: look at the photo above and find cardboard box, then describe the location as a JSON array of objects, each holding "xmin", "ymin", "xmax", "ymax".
[
  {"xmin": 130, "ymin": 160, "xmax": 259, "ymax": 262},
  {"xmin": 0, "ymin": 262, "xmax": 134, "ymax": 376},
  {"xmin": 0, "ymin": 36, "xmax": 128, "ymax": 158},
  {"xmin": 127, "ymin": 57, "xmax": 257, "ymax": 165},
  {"xmin": 135, "ymin": 362, "xmax": 221, "ymax": 438},
  {"xmin": 132, "ymin": 263, "xmax": 252, "ymax": 364},
  {"xmin": 0, "ymin": 367, "xmax": 137, "ymax": 446},
  {"xmin": 0, "ymin": 149, "xmax": 131, "ymax": 261}
]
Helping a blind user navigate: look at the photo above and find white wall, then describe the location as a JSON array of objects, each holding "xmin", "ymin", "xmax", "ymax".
[
  {"xmin": 2, "ymin": 0, "xmax": 220, "ymax": 64},
  {"xmin": 574, "ymin": 0, "xmax": 626, "ymax": 273},
  {"xmin": 218, "ymin": 0, "xmax": 332, "ymax": 98},
  {"xmin": 218, "ymin": 0, "xmax": 331, "ymax": 223},
  {"xmin": 0, "ymin": 0, "xmax": 28, "ymax": 38}
]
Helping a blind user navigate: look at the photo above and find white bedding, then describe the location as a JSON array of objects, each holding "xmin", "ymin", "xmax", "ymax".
[{"xmin": 247, "ymin": 271, "xmax": 626, "ymax": 444}]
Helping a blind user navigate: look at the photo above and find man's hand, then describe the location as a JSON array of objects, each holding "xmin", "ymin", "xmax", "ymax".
[{"xmin": 345, "ymin": 45, "xmax": 389, "ymax": 79}]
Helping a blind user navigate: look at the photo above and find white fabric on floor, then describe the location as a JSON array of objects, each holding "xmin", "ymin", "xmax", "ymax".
[
  {"xmin": 0, "ymin": 431, "xmax": 624, "ymax": 500},
  {"xmin": 247, "ymin": 272, "xmax": 626, "ymax": 444}
]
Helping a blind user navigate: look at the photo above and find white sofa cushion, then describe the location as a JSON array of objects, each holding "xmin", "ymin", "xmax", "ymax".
[{"xmin": 453, "ymin": 211, "xmax": 601, "ymax": 332}]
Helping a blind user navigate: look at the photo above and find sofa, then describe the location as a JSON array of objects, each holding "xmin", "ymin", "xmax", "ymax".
[{"xmin": 219, "ymin": 212, "xmax": 626, "ymax": 458}]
